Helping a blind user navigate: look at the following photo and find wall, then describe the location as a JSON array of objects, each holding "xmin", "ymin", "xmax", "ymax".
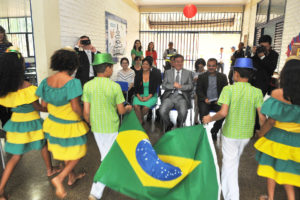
[
  {"xmin": 31, "ymin": 0, "xmax": 61, "ymax": 83},
  {"xmin": 241, "ymin": 0, "xmax": 259, "ymax": 46},
  {"xmin": 278, "ymin": 0, "xmax": 300, "ymax": 70},
  {"xmin": 59, "ymin": 0, "xmax": 140, "ymax": 79}
]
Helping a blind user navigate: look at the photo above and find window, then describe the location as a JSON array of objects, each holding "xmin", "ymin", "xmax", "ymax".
[
  {"xmin": 0, "ymin": 17, "xmax": 34, "ymax": 57},
  {"xmin": 256, "ymin": 0, "xmax": 269, "ymax": 24},
  {"xmin": 269, "ymin": 0, "xmax": 286, "ymax": 20},
  {"xmin": 140, "ymin": 12, "xmax": 243, "ymax": 72}
]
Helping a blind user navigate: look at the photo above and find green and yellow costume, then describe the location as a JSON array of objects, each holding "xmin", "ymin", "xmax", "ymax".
[
  {"xmin": 36, "ymin": 78, "xmax": 88, "ymax": 161},
  {"xmin": 255, "ymin": 97, "xmax": 300, "ymax": 187},
  {"xmin": 0, "ymin": 86, "xmax": 45, "ymax": 154}
]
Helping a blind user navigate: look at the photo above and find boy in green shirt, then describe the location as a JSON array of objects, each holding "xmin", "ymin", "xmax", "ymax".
[
  {"xmin": 82, "ymin": 53, "xmax": 132, "ymax": 200},
  {"xmin": 203, "ymin": 58, "xmax": 265, "ymax": 200}
]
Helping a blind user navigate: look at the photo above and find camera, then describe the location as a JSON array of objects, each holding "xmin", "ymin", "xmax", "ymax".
[
  {"xmin": 256, "ymin": 45, "xmax": 267, "ymax": 55},
  {"xmin": 81, "ymin": 39, "xmax": 91, "ymax": 45}
]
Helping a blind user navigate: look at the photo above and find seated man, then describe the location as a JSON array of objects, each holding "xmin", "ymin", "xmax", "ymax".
[
  {"xmin": 196, "ymin": 58, "xmax": 228, "ymax": 140},
  {"xmin": 159, "ymin": 54, "xmax": 193, "ymax": 131}
]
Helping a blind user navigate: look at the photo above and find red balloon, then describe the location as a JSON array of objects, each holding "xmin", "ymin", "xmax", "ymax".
[{"xmin": 183, "ymin": 4, "xmax": 197, "ymax": 18}]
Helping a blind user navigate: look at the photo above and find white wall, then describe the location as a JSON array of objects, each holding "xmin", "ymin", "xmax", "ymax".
[
  {"xmin": 59, "ymin": 0, "xmax": 140, "ymax": 79},
  {"xmin": 241, "ymin": 0, "xmax": 258, "ymax": 46},
  {"xmin": 31, "ymin": 0, "xmax": 61, "ymax": 83},
  {"xmin": 278, "ymin": 0, "xmax": 300, "ymax": 70}
]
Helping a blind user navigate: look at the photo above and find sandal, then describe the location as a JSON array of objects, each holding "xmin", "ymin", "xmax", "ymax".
[{"xmin": 259, "ymin": 195, "xmax": 268, "ymax": 200}]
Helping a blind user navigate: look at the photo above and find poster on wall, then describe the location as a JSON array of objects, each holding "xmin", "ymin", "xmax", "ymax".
[{"xmin": 105, "ymin": 11, "xmax": 127, "ymax": 60}]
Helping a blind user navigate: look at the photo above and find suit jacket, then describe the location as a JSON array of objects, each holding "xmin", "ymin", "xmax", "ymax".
[
  {"xmin": 74, "ymin": 47, "xmax": 99, "ymax": 86},
  {"xmin": 161, "ymin": 68, "xmax": 193, "ymax": 106},
  {"xmin": 251, "ymin": 49, "xmax": 279, "ymax": 94},
  {"xmin": 196, "ymin": 71, "xmax": 228, "ymax": 102},
  {"xmin": 134, "ymin": 70, "xmax": 159, "ymax": 95}
]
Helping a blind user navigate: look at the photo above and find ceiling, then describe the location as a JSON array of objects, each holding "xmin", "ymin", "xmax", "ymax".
[{"xmin": 135, "ymin": 0, "xmax": 250, "ymax": 6}]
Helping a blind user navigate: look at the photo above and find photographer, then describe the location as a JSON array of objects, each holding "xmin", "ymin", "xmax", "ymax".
[
  {"xmin": 229, "ymin": 42, "xmax": 245, "ymax": 84},
  {"xmin": 251, "ymin": 35, "xmax": 279, "ymax": 96},
  {"xmin": 75, "ymin": 35, "xmax": 100, "ymax": 86}
]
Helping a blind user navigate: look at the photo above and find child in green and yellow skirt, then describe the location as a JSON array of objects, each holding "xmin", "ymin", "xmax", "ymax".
[
  {"xmin": 0, "ymin": 47, "xmax": 60, "ymax": 200},
  {"xmin": 255, "ymin": 56, "xmax": 300, "ymax": 200},
  {"xmin": 36, "ymin": 48, "xmax": 89, "ymax": 199}
]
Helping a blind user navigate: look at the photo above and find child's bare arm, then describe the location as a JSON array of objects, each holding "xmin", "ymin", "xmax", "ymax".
[
  {"xmin": 70, "ymin": 97, "xmax": 83, "ymax": 117},
  {"xmin": 257, "ymin": 107, "xmax": 274, "ymax": 138},
  {"xmin": 257, "ymin": 107, "xmax": 266, "ymax": 127},
  {"xmin": 202, "ymin": 104, "xmax": 229, "ymax": 124},
  {"xmin": 83, "ymin": 102, "xmax": 90, "ymax": 123},
  {"xmin": 257, "ymin": 117, "xmax": 275, "ymax": 138},
  {"xmin": 32, "ymin": 100, "xmax": 47, "ymax": 112},
  {"xmin": 117, "ymin": 104, "xmax": 132, "ymax": 115}
]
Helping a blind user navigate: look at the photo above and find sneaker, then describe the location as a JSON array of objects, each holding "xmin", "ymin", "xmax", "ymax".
[{"xmin": 88, "ymin": 194, "xmax": 100, "ymax": 200}]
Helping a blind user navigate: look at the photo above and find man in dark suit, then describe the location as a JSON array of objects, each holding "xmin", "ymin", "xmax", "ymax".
[
  {"xmin": 159, "ymin": 54, "xmax": 193, "ymax": 131},
  {"xmin": 75, "ymin": 35, "xmax": 99, "ymax": 86},
  {"xmin": 251, "ymin": 35, "xmax": 279, "ymax": 96},
  {"xmin": 196, "ymin": 58, "xmax": 228, "ymax": 140}
]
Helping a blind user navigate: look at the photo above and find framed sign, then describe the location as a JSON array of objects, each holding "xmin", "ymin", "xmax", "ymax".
[{"xmin": 105, "ymin": 11, "xmax": 127, "ymax": 61}]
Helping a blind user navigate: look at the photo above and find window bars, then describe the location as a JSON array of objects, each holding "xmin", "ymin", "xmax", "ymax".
[{"xmin": 140, "ymin": 12, "xmax": 243, "ymax": 71}]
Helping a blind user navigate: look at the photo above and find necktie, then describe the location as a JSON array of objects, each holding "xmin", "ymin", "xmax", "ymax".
[
  {"xmin": 175, "ymin": 71, "xmax": 180, "ymax": 83},
  {"xmin": 174, "ymin": 71, "xmax": 180, "ymax": 95}
]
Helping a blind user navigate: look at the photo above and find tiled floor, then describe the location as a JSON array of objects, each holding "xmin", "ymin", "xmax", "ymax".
[{"xmin": 0, "ymin": 119, "xmax": 299, "ymax": 200}]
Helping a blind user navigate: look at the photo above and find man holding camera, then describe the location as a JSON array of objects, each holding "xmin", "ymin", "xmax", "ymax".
[
  {"xmin": 251, "ymin": 35, "xmax": 279, "ymax": 96},
  {"xmin": 75, "ymin": 35, "xmax": 100, "ymax": 86}
]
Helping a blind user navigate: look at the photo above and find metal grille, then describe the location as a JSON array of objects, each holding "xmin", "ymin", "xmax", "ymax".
[
  {"xmin": 0, "ymin": 17, "xmax": 34, "ymax": 57},
  {"xmin": 140, "ymin": 12, "xmax": 243, "ymax": 71},
  {"xmin": 254, "ymin": 28, "xmax": 262, "ymax": 46},
  {"xmin": 274, "ymin": 21, "xmax": 284, "ymax": 54},
  {"xmin": 0, "ymin": 0, "xmax": 37, "ymax": 85}
]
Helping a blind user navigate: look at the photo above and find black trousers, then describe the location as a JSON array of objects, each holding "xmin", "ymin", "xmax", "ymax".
[
  {"xmin": 123, "ymin": 88, "xmax": 134, "ymax": 104},
  {"xmin": 198, "ymin": 101, "xmax": 224, "ymax": 133},
  {"xmin": 0, "ymin": 105, "xmax": 11, "ymax": 127},
  {"xmin": 217, "ymin": 63, "xmax": 224, "ymax": 74}
]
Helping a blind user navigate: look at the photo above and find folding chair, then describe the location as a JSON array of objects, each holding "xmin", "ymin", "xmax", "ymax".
[
  {"xmin": 115, "ymin": 81, "xmax": 129, "ymax": 102},
  {"xmin": 0, "ymin": 129, "xmax": 6, "ymax": 169},
  {"xmin": 161, "ymin": 98, "xmax": 194, "ymax": 133},
  {"xmin": 116, "ymin": 81, "xmax": 129, "ymax": 124},
  {"xmin": 150, "ymin": 86, "xmax": 161, "ymax": 122}
]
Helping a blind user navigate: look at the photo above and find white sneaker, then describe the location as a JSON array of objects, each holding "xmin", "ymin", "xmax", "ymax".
[{"xmin": 88, "ymin": 194, "xmax": 99, "ymax": 200}]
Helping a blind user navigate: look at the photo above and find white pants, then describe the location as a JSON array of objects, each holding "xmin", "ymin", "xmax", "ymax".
[
  {"xmin": 221, "ymin": 135, "xmax": 250, "ymax": 200},
  {"xmin": 90, "ymin": 132, "xmax": 118, "ymax": 199}
]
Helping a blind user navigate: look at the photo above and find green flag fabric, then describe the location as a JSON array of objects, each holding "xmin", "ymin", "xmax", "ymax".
[{"xmin": 93, "ymin": 111, "xmax": 220, "ymax": 200}]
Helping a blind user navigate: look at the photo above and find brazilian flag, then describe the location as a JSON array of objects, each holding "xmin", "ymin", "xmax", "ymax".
[{"xmin": 93, "ymin": 111, "xmax": 220, "ymax": 200}]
